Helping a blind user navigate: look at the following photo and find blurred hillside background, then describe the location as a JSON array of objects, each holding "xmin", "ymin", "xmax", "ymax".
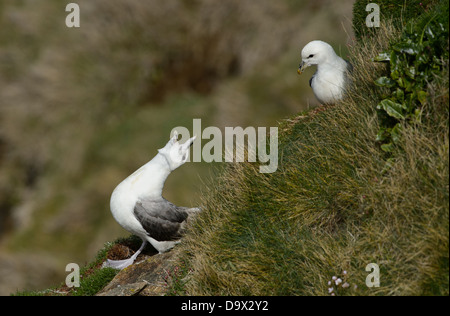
[{"xmin": 0, "ymin": 0, "xmax": 353, "ymax": 294}]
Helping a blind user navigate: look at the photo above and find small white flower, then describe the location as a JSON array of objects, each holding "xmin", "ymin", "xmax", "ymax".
[
  {"xmin": 343, "ymin": 270, "xmax": 347, "ymax": 275},
  {"xmin": 328, "ymin": 281, "xmax": 332, "ymax": 286},
  {"xmin": 328, "ymin": 287, "xmax": 334, "ymax": 293},
  {"xmin": 331, "ymin": 293, "xmax": 336, "ymax": 296},
  {"xmin": 332, "ymin": 276, "xmax": 337, "ymax": 281},
  {"xmin": 335, "ymin": 278, "xmax": 342, "ymax": 286},
  {"xmin": 342, "ymin": 282, "xmax": 350, "ymax": 289}
]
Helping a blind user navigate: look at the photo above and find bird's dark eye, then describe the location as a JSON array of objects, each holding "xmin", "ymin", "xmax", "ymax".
[{"xmin": 308, "ymin": 54, "xmax": 314, "ymax": 58}]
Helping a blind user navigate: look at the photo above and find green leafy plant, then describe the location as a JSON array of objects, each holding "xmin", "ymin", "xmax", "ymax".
[
  {"xmin": 352, "ymin": 0, "xmax": 438, "ymax": 41},
  {"xmin": 373, "ymin": 2, "xmax": 449, "ymax": 153}
]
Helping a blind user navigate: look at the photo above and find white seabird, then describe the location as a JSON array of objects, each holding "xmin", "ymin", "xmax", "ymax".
[
  {"xmin": 103, "ymin": 132, "xmax": 200, "ymax": 270},
  {"xmin": 298, "ymin": 40, "xmax": 352, "ymax": 104}
]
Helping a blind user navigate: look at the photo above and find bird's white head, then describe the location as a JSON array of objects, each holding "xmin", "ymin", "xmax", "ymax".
[
  {"xmin": 298, "ymin": 40, "xmax": 336, "ymax": 75},
  {"xmin": 158, "ymin": 131, "xmax": 196, "ymax": 171}
]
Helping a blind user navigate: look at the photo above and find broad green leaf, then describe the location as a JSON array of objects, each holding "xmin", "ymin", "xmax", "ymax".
[
  {"xmin": 375, "ymin": 76, "xmax": 396, "ymax": 88},
  {"xmin": 377, "ymin": 99, "xmax": 405, "ymax": 119},
  {"xmin": 376, "ymin": 128, "xmax": 388, "ymax": 142},
  {"xmin": 381, "ymin": 142, "xmax": 394, "ymax": 153},
  {"xmin": 417, "ymin": 90, "xmax": 428, "ymax": 105},
  {"xmin": 373, "ymin": 52, "xmax": 390, "ymax": 62}
]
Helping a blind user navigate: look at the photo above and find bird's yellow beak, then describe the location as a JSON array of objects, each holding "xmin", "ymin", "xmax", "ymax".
[{"xmin": 298, "ymin": 61, "xmax": 307, "ymax": 75}]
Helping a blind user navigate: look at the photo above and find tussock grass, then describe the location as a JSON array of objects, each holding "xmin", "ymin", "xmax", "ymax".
[{"xmin": 176, "ymin": 21, "xmax": 449, "ymax": 296}]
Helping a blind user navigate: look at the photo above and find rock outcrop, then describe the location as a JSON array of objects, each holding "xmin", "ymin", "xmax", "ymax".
[{"xmin": 97, "ymin": 250, "xmax": 178, "ymax": 296}]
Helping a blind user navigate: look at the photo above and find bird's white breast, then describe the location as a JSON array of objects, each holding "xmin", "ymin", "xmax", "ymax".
[
  {"xmin": 312, "ymin": 62, "xmax": 347, "ymax": 104},
  {"xmin": 109, "ymin": 155, "xmax": 171, "ymax": 237}
]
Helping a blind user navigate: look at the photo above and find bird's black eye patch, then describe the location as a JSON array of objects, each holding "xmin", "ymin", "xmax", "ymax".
[{"xmin": 308, "ymin": 54, "xmax": 314, "ymax": 58}]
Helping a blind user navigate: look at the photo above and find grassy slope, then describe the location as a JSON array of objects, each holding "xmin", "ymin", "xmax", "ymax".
[{"xmin": 176, "ymin": 21, "xmax": 449, "ymax": 295}]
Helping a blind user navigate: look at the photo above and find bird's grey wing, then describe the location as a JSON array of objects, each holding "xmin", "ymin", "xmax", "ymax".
[
  {"xmin": 139, "ymin": 197, "xmax": 189, "ymax": 222},
  {"xmin": 133, "ymin": 198, "xmax": 188, "ymax": 241},
  {"xmin": 309, "ymin": 71, "xmax": 317, "ymax": 88},
  {"xmin": 345, "ymin": 60, "xmax": 353, "ymax": 74},
  {"xmin": 344, "ymin": 60, "xmax": 353, "ymax": 90}
]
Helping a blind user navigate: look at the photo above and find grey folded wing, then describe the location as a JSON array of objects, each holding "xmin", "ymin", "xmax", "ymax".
[{"xmin": 133, "ymin": 197, "xmax": 189, "ymax": 241}]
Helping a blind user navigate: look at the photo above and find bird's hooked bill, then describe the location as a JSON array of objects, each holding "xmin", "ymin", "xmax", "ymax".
[{"xmin": 298, "ymin": 61, "xmax": 306, "ymax": 75}]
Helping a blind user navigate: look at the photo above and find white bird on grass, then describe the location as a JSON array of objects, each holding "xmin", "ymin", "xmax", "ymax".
[
  {"xmin": 298, "ymin": 40, "xmax": 352, "ymax": 105},
  {"xmin": 103, "ymin": 132, "xmax": 200, "ymax": 270}
]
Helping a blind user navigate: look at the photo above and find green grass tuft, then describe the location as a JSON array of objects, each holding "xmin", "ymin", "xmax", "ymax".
[{"xmin": 71, "ymin": 267, "xmax": 118, "ymax": 296}]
